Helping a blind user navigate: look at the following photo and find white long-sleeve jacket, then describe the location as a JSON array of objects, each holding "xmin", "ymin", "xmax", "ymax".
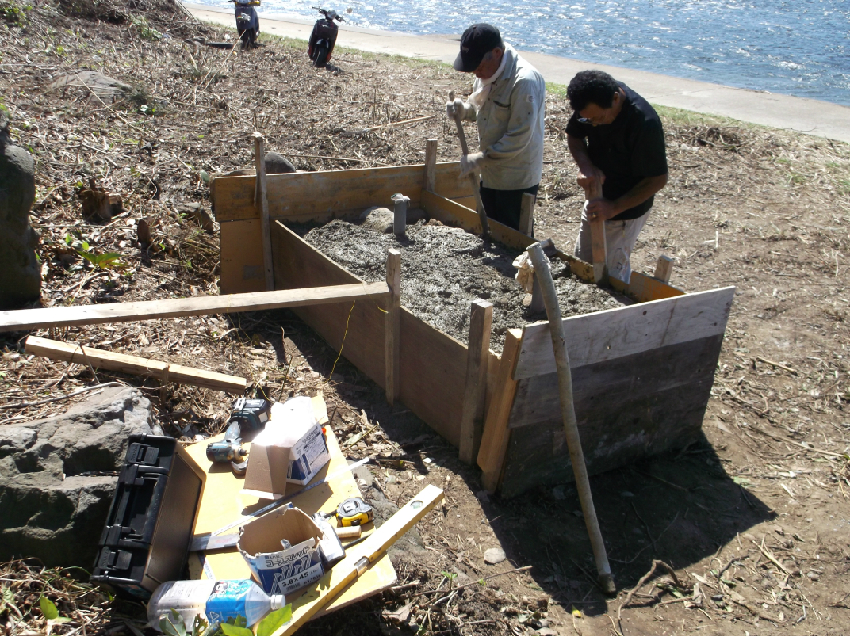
[{"xmin": 465, "ymin": 45, "xmax": 546, "ymax": 191}]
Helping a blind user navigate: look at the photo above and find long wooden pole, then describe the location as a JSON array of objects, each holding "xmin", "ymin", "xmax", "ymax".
[
  {"xmin": 384, "ymin": 249, "xmax": 401, "ymax": 405},
  {"xmin": 448, "ymin": 91, "xmax": 489, "ymax": 240},
  {"xmin": 526, "ymin": 241, "xmax": 615, "ymax": 594},
  {"xmin": 253, "ymin": 132, "xmax": 274, "ymax": 291},
  {"xmin": 581, "ymin": 180, "xmax": 607, "ymax": 283}
]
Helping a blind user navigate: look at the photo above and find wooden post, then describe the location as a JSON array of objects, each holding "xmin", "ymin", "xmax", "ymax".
[
  {"xmin": 581, "ymin": 180, "xmax": 607, "ymax": 283},
  {"xmin": 424, "ymin": 139, "xmax": 437, "ymax": 193},
  {"xmin": 654, "ymin": 255, "xmax": 674, "ymax": 283},
  {"xmin": 519, "ymin": 192, "xmax": 535, "ymax": 237},
  {"xmin": 526, "ymin": 241, "xmax": 615, "ymax": 594},
  {"xmin": 384, "ymin": 249, "xmax": 401, "ymax": 405},
  {"xmin": 459, "ymin": 299, "xmax": 493, "ymax": 464},
  {"xmin": 476, "ymin": 328, "xmax": 522, "ymax": 492},
  {"xmin": 253, "ymin": 132, "xmax": 274, "ymax": 291},
  {"xmin": 448, "ymin": 91, "xmax": 489, "ymax": 240}
]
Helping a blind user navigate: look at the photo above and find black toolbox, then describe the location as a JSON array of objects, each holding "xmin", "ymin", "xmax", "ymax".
[{"xmin": 92, "ymin": 435, "xmax": 205, "ymax": 599}]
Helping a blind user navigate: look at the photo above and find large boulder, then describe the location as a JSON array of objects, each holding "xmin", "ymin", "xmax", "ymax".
[
  {"xmin": 0, "ymin": 387, "xmax": 163, "ymax": 566},
  {"xmin": 0, "ymin": 109, "xmax": 40, "ymax": 309}
]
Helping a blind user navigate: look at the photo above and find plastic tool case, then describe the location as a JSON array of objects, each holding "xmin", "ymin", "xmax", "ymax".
[{"xmin": 92, "ymin": 435, "xmax": 206, "ymax": 598}]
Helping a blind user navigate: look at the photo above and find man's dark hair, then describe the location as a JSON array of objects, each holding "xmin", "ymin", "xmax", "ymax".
[{"xmin": 568, "ymin": 70, "xmax": 620, "ymax": 111}]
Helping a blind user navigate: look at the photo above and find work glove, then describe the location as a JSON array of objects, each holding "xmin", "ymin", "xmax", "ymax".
[
  {"xmin": 445, "ymin": 98, "xmax": 469, "ymax": 121},
  {"xmin": 459, "ymin": 151, "xmax": 487, "ymax": 178}
]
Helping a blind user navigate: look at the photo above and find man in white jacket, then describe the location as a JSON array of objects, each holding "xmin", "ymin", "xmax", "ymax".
[{"xmin": 447, "ymin": 24, "xmax": 546, "ymax": 231}]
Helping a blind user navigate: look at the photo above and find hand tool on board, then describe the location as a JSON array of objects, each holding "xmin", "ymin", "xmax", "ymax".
[
  {"xmin": 335, "ymin": 497, "xmax": 374, "ymax": 527},
  {"xmin": 277, "ymin": 485, "xmax": 444, "ymax": 636},
  {"xmin": 448, "ymin": 90, "xmax": 490, "ymax": 240}
]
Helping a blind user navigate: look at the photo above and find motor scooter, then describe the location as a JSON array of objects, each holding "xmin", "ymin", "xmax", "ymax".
[
  {"xmin": 232, "ymin": 0, "xmax": 261, "ymax": 49},
  {"xmin": 308, "ymin": 7, "xmax": 343, "ymax": 68}
]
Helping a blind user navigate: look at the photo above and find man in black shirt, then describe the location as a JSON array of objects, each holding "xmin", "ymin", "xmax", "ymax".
[{"xmin": 566, "ymin": 70, "xmax": 668, "ymax": 283}]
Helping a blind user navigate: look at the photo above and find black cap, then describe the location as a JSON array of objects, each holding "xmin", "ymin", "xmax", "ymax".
[{"xmin": 454, "ymin": 24, "xmax": 502, "ymax": 72}]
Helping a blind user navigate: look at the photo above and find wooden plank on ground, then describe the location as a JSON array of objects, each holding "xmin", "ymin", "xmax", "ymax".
[
  {"xmin": 421, "ymin": 190, "xmax": 535, "ymax": 251},
  {"xmin": 220, "ymin": 219, "xmax": 266, "ymax": 295},
  {"xmin": 476, "ymin": 329, "xmax": 523, "ymax": 492},
  {"xmin": 213, "ymin": 163, "xmax": 472, "ymax": 223},
  {"xmin": 513, "ymin": 286, "xmax": 735, "ymax": 380},
  {"xmin": 625, "ymin": 271, "xmax": 685, "ymax": 302},
  {"xmin": 25, "ymin": 336, "xmax": 247, "ymax": 393},
  {"xmin": 500, "ymin": 334, "xmax": 724, "ymax": 497},
  {"xmin": 0, "ymin": 283, "xmax": 388, "ymax": 333},
  {"xmin": 458, "ymin": 300, "xmax": 493, "ymax": 464}
]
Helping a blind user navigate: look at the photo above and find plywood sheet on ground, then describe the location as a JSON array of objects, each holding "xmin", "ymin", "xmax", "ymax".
[
  {"xmin": 499, "ymin": 334, "xmax": 725, "ymax": 497},
  {"xmin": 186, "ymin": 396, "xmax": 396, "ymax": 616}
]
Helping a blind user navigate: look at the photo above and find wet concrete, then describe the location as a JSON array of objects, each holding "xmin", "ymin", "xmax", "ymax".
[{"xmin": 298, "ymin": 219, "xmax": 629, "ymax": 353}]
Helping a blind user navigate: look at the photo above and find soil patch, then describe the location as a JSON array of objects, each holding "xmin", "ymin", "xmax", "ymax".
[{"xmin": 298, "ymin": 219, "xmax": 628, "ymax": 351}]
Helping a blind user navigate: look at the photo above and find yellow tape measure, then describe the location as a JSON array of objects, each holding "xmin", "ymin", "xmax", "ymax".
[{"xmin": 336, "ymin": 497, "xmax": 374, "ymax": 527}]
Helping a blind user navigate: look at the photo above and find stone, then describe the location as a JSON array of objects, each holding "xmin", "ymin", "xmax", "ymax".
[
  {"xmin": 50, "ymin": 71, "xmax": 132, "ymax": 102},
  {"xmin": 484, "ymin": 546, "xmax": 507, "ymax": 564},
  {"xmin": 0, "ymin": 109, "xmax": 40, "ymax": 309},
  {"xmin": 359, "ymin": 206, "xmax": 427, "ymax": 234},
  {"xmin": 0, "ymin": 387, "xmax": 163, "ymax": 566},
  {"xmin": 264, "ymin": 151, "xmax": 296, "ymax": 175}
]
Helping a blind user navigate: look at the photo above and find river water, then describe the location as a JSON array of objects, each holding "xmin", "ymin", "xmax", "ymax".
[{"xmin": 201, "ymin": 0, "xmax": 850, "ymax": 107}]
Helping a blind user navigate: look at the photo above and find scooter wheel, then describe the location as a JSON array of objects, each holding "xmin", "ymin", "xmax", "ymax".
[{"xmin": 313, "ymin": 44, "xmax": 329, "ymax": 68}]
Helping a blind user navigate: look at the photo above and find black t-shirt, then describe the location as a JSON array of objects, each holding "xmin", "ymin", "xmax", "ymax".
[{"xmin": 566, "ymin": 83, "xmax": 667, "ymax": 220}]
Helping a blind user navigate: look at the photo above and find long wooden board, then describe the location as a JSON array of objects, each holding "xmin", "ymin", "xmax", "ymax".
[
  {"xmin": 24, "ymin": 336, "xmax": 247, "ymax": 393},
  {"xmin": 271, "ymin": 221, "xmax": 470, "ymax": 447},
  {"xmin": 220, "ymin": 218, "xmax": 266, "ymax": 294},
  {"xmin": 513, "ymin": 286, "xmax": 735, "ymax": 380},
  {"xmin": 500, "ymin": 334, "xmax": 724, "ymax": 497},
  {"xmin": 212, "ymin": 163, "xmax": 472, "ymax": 223},
  {"xmin": 0, "ymin": 283, "xmax": 388, "ymax": 332}
]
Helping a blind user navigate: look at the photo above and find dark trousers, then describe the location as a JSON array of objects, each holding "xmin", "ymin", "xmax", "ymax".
[{"xmin": 479, "ymin": 184, "xmax": 539, "ymax": 232}]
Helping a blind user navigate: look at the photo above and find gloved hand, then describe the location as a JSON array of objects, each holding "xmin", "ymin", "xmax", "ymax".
[
  {"xmin": 445, "ymin": 98, "xmax": 468, "ymax": 121},
  {"xmin": 459, "ymin": 151, "xmax": 487, "ymax": 178}
]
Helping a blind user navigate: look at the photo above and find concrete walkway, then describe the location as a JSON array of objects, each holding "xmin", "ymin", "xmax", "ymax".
[{"xmin": 184, "ymin": 3, "xmax": 850, "ymax": 144}]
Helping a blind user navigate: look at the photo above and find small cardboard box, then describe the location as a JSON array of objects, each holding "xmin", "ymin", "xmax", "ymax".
[
  {"xmin": 238, "ymin": 507, "xmax": 325, "ymax": 596},
  {"xmin": 242, "ymin": 397, "xmax": 331, "ymax": 499}
]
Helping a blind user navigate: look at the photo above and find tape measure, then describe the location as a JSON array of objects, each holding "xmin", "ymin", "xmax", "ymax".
[{"xmin": 336, "ymin": 497, "xmax": 373, "ymax": 527}]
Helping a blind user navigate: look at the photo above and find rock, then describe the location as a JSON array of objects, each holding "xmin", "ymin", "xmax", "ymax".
[
  {"xmin": 264, "ymin": 152, "xmax": 296, "ymax": 175},
  {"xmin": 0, "ymin": 109, "xmax": 40, "ymax": 309},
  {"xmin": 359, "ymin": 206, "xmax": 428, "ymax": 234},
  {"xmin": 484, "ymin": 547, "xmax": 507, "ymax": 564},
  {"xmin": 50, "ymin": 71, "xmax": 131, "ymax": 102},
  {"xmin": 0, "ymin": 387, "xmax": 163, "ymax": 566},
  {"xmin": 179, "ymin": 202, "xmax": 215, "ymax": 233},
  {"xmin": 353, "ymin": 465, "xmax": 425, "ymax": 558}
]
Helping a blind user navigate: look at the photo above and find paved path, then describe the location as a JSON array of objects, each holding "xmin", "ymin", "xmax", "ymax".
[{"xmin": 184, "ymin": 3, "xmax": 850, "ymax": 144}]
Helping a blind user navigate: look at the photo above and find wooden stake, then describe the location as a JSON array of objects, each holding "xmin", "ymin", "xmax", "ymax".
[
  {"xmin": 459, "ymin": 299, "xmax": 493, "ymax": 464},
  {"xmin": 424, "ymin": 138, "xmax": 437, "ymax": 193},
  {"xmin": 526, "ymin": 241, "xmax": 615, "ymax": 594},
  {"xmin": 253, "ymin": 132, "xmax": 274, "ymax": 291},
  {"xmin": 519, "ymin": 192, "xmax": 535, "ymax": 237},
  {"xmin": 384, "ymin": 249, "xmax": 401, "ymax": 405},
  {"xmin": 25, "ymin": 336, "xmax": 247, "ymax": 393},
  {"xmin": 277, "ymin": 485, "xmax": 444, "ymax": 636},
  {"xmin": 477, "ymin": 328, "xmax": 523, "ymax": 492},
  {"xmin": 448, "ymin": 91, "xmax": 489, "ymax": 240},
  {"xmin": 581, "ymin": 180, "xmax": 607, "ymax": 283},
  {"xmin": 654, "ymin": 255, "xmax": 674, "ymax": 283}
]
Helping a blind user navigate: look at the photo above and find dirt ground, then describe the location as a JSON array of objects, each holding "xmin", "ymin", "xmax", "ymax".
[{"xmin": 1, "ymin": 1, "xmax": 849, "ymax": 635}]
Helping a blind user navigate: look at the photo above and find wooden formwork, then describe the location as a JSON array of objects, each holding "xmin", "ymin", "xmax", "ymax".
[{"xmin": 212, "ymin": 145, "xmax": 734, "ymax": 497}]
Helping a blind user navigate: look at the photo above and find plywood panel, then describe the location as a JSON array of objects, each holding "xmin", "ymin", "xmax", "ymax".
[
  {"xmin": 500, "ymin": 334, "xmax": 724, "ymax": 497},
  {"xmin": 271, "ymin": 221, "xmax": 470, "ymax": 447},
  {"xmin": 214, "ymin": 163, "xmax": 473, "ymax": 223},
  {"xmin": 514, "ymin": 286, "xmax": 734, "ymax": 380},
  {"xmin": 220, "ymin": 219, "xmax": 266, "ymax": 295}
]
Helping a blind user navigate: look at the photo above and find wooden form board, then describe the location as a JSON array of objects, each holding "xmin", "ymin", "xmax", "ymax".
[
  {"xmin": 271, "ymin": 221, "xmax": 470, "ymax": 447},
  {"xmin": 500, "ymin": 334, "xmax": 726, "ymax": 497},
  {"xmin": 185, "ymin": 396, "xmax": 396, "ymax": 618},
  {"xmin": 513, "ymin": 286, "xmax": 736, "ymax": 380},
  {"xmin": 220, "ymin": 218, "xmax": 266, "ymax": 295},
  {"xmin": 212, "ymin": 163, "xmax": 473, "ymax": 223}
]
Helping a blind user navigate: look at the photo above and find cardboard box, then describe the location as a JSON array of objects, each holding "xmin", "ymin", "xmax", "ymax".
[
  {"xmin": 242, "ymin": 396, "xmax": 331, "ymax": 499},
  {"xmin": 238, "ymin": 507, "xmax": 325, "ymax": 596}
]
